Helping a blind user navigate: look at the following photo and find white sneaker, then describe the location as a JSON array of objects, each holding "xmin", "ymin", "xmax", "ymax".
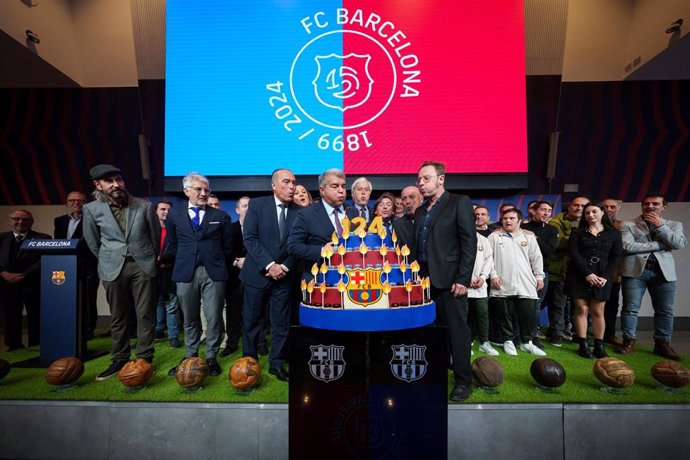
[
  {"xmin": 503, "ymin": 340, "xmax": 518, "ymax": 356},
  {"xmin": 520, "ymin": 341, "xmax": 547, "ymax": 356},
  {"xmin": 479, "ymin": 341, "xmax": 499, "ymax": 356}
]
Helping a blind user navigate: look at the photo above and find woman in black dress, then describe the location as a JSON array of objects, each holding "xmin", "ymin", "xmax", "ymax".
[{"xmin": 566, "ymin": 202, "xmax": 622, "ymax": 358}]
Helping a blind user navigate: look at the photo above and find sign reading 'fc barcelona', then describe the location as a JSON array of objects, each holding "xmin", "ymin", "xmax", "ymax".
[{"xmin": 166, "ymin": 1, "xmax": 527, "ymax": 177}]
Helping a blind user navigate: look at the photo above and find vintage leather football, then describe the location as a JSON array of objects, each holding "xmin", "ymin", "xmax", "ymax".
[
  {"xmin": 593, "ymin": 357, "xmax": 635, "ymax": 388},
  {"xmin": 118, "ymin": 359, "xmax": 154, "ymax": 388},
  {"xmin": 651, "ymin": 361, "xmax": 690, "ymax": 388},
  {"xmin": 45, "ymin": 357, "xmax": 84, "ymax": 386},
  {"xmin": 471, "ymin": 357, "xmax": 505, "ymax": 387},
  {"xmin": 530, "ymin": 358, "xmax": 566, "ymax": 388}
]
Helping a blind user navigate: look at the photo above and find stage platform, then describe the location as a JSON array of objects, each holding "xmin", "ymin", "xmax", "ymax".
[{"xmin": 1, "ymin": 401, "xmax": 689, "ymax": 459}]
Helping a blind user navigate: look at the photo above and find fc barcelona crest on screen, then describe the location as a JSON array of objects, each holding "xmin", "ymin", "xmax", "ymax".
[
  {"xmin": 51, "ymin": 271, "xmax": 66, "ymax": 286},
  {"xmin": 347, "ymin": 269, "xmax": 382, "ymax": 306},
  {"xmin": 390, "ymin": 345, "xmax": 427, "ymax": 382},
  {"xmin": 309, "ymin": 345, "xmax": 346, "ymax": 383},
  {"xmin": 313, "ymin": 53, "xmax": 374, "ymax": 112}
]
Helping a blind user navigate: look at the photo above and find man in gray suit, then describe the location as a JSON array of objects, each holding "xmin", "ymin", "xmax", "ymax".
[
  {"xmin": 83, "ymin": 164, "xmax": 160, "ymax": 380},
  {"xmin": 617, "ymin": 193, "xmax": 687, "ymax": 360}
]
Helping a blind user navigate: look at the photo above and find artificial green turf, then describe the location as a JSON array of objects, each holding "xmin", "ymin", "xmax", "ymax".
[{"xmin": 1, "ymin": 334, "xmax": 689, "ymax": 404}]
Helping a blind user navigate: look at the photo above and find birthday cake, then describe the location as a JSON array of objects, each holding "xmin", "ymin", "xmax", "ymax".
[{"xmin": 299, "ymin": 217, "xmax": 435, "ymax": 332}]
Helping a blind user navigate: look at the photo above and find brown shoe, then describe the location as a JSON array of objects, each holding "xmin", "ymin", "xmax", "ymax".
[
  {"xmin": 616, "ymin": 338, "xmax": 636, "ymax": 354},
  {"xmin": 654, "ymin": 340, "xmax": 681, "ymax": 361},
  {"xmin": 604, "ymin": 336, "xmax": 623, "ymax": 346}
]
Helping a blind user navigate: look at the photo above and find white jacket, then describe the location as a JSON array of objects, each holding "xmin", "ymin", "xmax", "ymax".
[
  {"xmin": 487, "ymin": 229, "xmax": 544, "ymax": 299},
  {"xmin": 468, "ymin": 233, "xmax": 493, "ymax": 298}
]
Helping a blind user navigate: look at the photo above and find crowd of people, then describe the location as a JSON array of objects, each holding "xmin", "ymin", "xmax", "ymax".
[{"xmin": 0, "ymin": 161, "xmax": 686, "ymax": 402}]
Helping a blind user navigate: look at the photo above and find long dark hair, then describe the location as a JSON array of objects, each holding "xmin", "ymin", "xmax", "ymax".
[{"xmin": 578, "ymin": 202, "xmax": 615, "ymax": 231}]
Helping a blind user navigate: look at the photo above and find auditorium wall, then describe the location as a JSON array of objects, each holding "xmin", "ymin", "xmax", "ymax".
[{"xmin": 1, "ymin": 77, "xmax": 689, "ymax": 205}]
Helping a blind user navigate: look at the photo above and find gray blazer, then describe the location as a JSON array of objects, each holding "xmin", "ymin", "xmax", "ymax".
[
  {"xmin": 620, "ymin": 215, "xmax": 687, "ymax": 281},
  {"xmin": 83, "ymin": 195, "xmax": 160, "ymax": 281}
]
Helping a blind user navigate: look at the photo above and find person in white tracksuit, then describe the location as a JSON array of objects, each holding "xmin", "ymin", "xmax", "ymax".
[{"xmin": 487, "ymin": 208, "xmax": 546, "ymax": 356}]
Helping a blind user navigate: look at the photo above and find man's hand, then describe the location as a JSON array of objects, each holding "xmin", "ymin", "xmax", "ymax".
[
  {"xmin": 490, "ymin": 277, "xmax": 502, "ymax": 290},
  {"xmin": 643, "ymin": 212, "xmax": 663, "ymax": 229},
  {"xmin": 0, "ymin": 271, "xmax": 24, "ymax": 284},
  {"xmin": 451, "ymin": 283, "xmax": 468, "ymax": 297},
  {"xmin": 470, "ymin": 277, "xmax": 484, "ymax": 288},
  {"xmin": 235, "ymin": 257, "xmax": 245, "ymax": 270},
  {"xmin": 536, "ymin": 279, "xmax": 544, "ymax": 291},
  {"xmin": 267, "ymin": 263, "xmax": 287, "ymax": 280}
]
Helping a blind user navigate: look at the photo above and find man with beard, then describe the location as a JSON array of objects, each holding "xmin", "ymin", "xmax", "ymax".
[
  {"xmin": 617, "ymin": 193, "xmax": 687, "ymax": 360},
  {"xmin": 83, "ymin": 164, "xmax": 160, "ymax": 380},
  {"xmin": 545, "ymin": 195, "xmax": 589, "ymax": 346}
]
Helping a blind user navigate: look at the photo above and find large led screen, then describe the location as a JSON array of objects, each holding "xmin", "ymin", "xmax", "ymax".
[{"xmin": 165, "ymin": 1, "xmax": 527, "ymax": 187}]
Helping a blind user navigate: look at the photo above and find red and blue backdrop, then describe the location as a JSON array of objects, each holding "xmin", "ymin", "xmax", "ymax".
[{"xmin": 164, "ymin": 0, "xmax": 528, "ymax": 177}]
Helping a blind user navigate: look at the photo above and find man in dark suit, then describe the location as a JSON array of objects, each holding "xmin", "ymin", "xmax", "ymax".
[
  {"xmin": 241, "ymin": 170, "xmax": 298, "ymax": 381},
  {"xmin": 83, "ymin": 164, "xmax": 160, "ymax": 380},
  {"xmin": 54, "ymin": 191, "xmax": 100, "ymax": 340},
  {"xmin": 414, "ymin": 161, "xmax": 477, "ymax": 402},
  {"xmin": 288, "ymin": 168, "xmax": 347, "ymax": 274},
  {"xmin": 345, "ymin": 176, "xmax": 374, "ymax": 224},
  {"xmin": 0, "ymin": 210, "xmax": 51, "ymax": 351},
  {"xmin": 393, "ymin": 185, "xmax": 423, "ymax": 251},
  {"xmin": 220, "ymin": 196, "xmax": 251, "ymax": 356},
  {"xmin": 165, "ymin": 172, "xmax": 233, "ymax": 377}
]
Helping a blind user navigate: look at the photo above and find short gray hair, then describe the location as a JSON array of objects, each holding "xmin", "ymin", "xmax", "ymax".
[
  {"xmin": 318, "ymin": 168, "xmax": 346, "ymax": 187},
  {"xmin": 351, "ymin": 177, "xmax": 372, "ymax": 195},
  {"xmin": 182, "ymin": 172, "xmax": 209, "ymax": 189}
]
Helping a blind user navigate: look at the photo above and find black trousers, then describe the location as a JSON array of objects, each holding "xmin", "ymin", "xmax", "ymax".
[{"xmin": 431, "ymin": 286, "xmax": 472, "ymax": 387}]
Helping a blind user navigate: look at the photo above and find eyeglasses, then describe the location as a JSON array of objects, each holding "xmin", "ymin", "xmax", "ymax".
[
  {"xmin": 67, "ymin": 199, "xmax": 86, "ymax": 203},
  {"xmin": 188, "ymin": 186, "xmax": 211, "ymax": 194},
  {"xmin": 416, "ymin": 175, "xmax": 439, "ymax": 185},
  {"xmin": 10, "ymin": 217, "xmax": 32, "ymax": 222}
]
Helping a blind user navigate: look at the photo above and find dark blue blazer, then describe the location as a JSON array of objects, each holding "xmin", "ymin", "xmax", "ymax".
[
  {"xmin": 165, "ymin": 205, "xmax": 233, "ymax": 283},
  {"xmin": 240, "ymin": 195, "xmax": 299, "ymax": 289},
  {"xmin": 287, "ymin": 201, "xmax": 338, "ymax": 269}
]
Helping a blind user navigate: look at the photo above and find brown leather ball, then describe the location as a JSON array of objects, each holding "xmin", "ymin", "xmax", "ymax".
[
  {"xmin": 530, "ymin": 358, "xmax": 566, "ymax": 388},
  {"xmin": 471, "ymin": 357, "xmax": 505, "ymax": 387},
  {"xmin": 651, "ymin": 361, "xmax": 690, "ymax": 388},
  {"xmin": 0, "ymin": 359, "xmax": 11, "ymax": 380},
  {"xmin": 229, "ymin": 357, "xmax": 262, "ymax": 390},
  {"xmin": 175, "ymin": 357, "xmax": 209, "ymax": 388},
  {"xmin": 593, "ymin": 357, "xmax": 635, "ymax": 388},
  {"xmin": 45, "ymin": 357, "xmax": 84, "ymax": 386},
  {"xmin": 118, "ymin": 359, "xmax": 154, "ymax": 388}
]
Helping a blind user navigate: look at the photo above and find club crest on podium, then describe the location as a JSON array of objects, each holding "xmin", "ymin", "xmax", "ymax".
[
  {"xmin": 309, "ymin": 345, "xmax": 346, "ymax": 383},
  {"xmin": 390, "ymin": 345, "xmax": 428, "ymax": 383},
  {"xmin": 51, "ymin": 271, "xmax": 66, "ymax": 286}
]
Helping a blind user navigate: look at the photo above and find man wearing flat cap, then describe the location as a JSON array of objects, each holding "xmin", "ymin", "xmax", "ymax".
[{"xmin": 83, "ymin": 164, "xmax": 160, "ymax": 380}]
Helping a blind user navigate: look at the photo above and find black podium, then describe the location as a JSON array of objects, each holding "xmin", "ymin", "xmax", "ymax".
[
  {"xmin": 13, "ymin": 239, "xmax": 92, "ymax": 367},
  {"xmin": 289, "ymin": 326, "xmax": 448, "ymax": 460}
]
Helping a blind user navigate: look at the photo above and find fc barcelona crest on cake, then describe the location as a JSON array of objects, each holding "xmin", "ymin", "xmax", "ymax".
[
  {"xmin": 390, "ymin": 345, "xmax": 428, "ymax": 383},
  {"xmin": 299, "ymin": 217, "xmax": 436, "ymax": 331},
  {"xmin": 347, "ymin": 269, "xmax": 383, "ymax": 306},
  {"xmin": 309, "ymin": 345, "xmax": 346, "ymax": 383},
  {"xmin": 51, "ymin": 271, "xmax": 66, "ymax": 286}
]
